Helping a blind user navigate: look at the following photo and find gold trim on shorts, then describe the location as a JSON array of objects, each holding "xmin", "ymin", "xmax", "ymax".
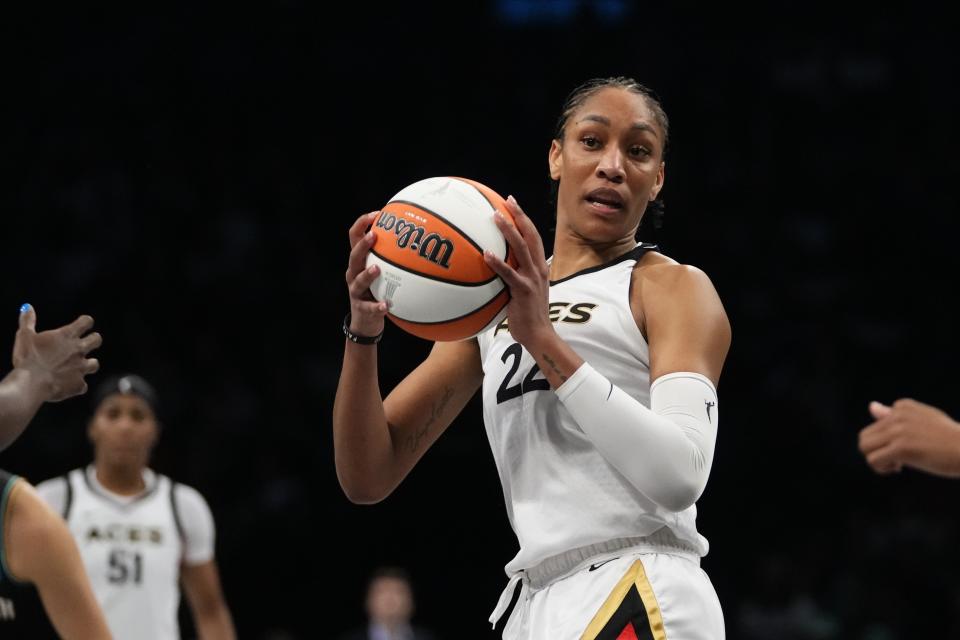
[{"xmin": 581, "ymin": 559, "xmax": 666, "ymax": 640}]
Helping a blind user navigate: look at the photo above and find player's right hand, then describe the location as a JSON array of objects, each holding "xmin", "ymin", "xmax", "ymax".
[
  {"xmin": 346, "ymin": 211, "xmax": 389, "ymax": 337},
  {"xmin": 12, "ymin": 305, "xmax": 102, "ymax": 402}
]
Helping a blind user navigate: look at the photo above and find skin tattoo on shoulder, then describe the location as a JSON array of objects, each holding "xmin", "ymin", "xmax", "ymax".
[{"xmin": 403, "ymin": 386, "xmax": 455, "ymax": 454}]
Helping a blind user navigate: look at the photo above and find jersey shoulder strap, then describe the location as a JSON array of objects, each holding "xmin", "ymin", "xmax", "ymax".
[
  {"xmin": 61, "ymin": 473, "xmax": 74, "ymax": 520},
  {"xmin": 167, "ymin": 478, "xmax": 186, "ymax": 544}
]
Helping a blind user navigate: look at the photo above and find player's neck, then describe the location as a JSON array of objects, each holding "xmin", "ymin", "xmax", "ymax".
[
  {"xmin": 549, "ymin": 229, "xmax": 636, "ymax": 281},
  {"xmin": 95, "ymin": 464, "xmax": 147, "ymax": 496}
]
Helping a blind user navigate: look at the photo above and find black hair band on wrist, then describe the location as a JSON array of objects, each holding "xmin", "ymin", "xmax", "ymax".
[{"xmin": 343, "ymin": 312, "xmax": 383, "ymax": 345}]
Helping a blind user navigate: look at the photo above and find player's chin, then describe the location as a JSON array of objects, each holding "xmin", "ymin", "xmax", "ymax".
[
  {"xmin": 108, "ymin": 449, "xmax": 148, "ymax": 468},
  {"xmin": 579, "ymin": 219, "xmax": 634, "ymax": 244}
]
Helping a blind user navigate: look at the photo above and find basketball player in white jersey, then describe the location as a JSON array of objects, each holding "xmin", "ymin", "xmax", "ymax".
[
  {"xmin": 36, "ymin": 374, "xmax": 236, "ymax": 640},
  {"xmin": 335, "ymin": 77, "xmax": 730, "ymax": 639}
]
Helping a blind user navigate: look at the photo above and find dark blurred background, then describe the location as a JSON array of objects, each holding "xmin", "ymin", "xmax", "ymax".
[{"xmin": 1, "ymin": 2, "xmax": 959, "ymax": 638}]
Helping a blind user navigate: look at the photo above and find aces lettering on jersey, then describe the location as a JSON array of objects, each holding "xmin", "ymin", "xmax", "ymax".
[
  {"xmin": 494, "ymin": 302, "xmax": 597, "ymax": 337},
  {"xmin": 85, "ymin": 524, "xmax": 164, "ymax": 544},
  {"xmin": 85, "ymin": 525, "xmax": 163, "ymax": 586},
  {"xmin": 494, "ymin": 302, "xmax": 597, "ymax": 403}
]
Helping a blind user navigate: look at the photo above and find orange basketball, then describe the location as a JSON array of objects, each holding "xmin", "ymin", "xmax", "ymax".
[{"xmin": 365, "ymin": 176, "xmax": 518, "ymax": 341}]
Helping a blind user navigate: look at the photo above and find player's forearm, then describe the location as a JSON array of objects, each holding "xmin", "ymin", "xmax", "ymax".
[
  {"xmin": 557, "ymin": 364, "xmax": 718, "ymax": 512},
  {"xmin": 333, "ymin": 341, "xmax": 398, "ymax": 503},
  {"xmin": 195, "ymin": 606, "xmax": 236, "ymax": 640},
  {"xmin": 0, "ymin": 368, "xmax": 48, "ymax": 450},
  {"xmin": 525, "ymin": 330, "xmax": 585, "ymax": 390}
]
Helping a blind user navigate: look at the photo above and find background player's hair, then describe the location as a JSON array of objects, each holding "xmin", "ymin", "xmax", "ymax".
[
  {"xmin": 91, "ymin": 373, "xmax": 160, "ymax": 417},
  {"xmin": 549, "ymin": 76, "xmax": 668, "ymax": 233}
]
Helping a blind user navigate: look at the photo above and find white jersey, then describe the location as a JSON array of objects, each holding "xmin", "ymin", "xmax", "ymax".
[
  {"xmin": 36, "ymin": 467, "xmax": 216, "ymax": 640},
  {"xmin": 477, "ymin": 244, "xmax": 708, "ymax": 576}
]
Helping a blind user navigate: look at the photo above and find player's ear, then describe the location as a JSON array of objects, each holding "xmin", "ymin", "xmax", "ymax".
[
  {"xmin": 548, "ymin": 140, "xmax": 563, "ymax": 181},
  {"xmin": 649, "ymin": 161, "xmax": 665, "ymax": 201}
]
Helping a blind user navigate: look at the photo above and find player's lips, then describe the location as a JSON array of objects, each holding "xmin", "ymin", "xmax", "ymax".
[{"xmin": 585, "ymin": 188, "xmax": 626, "ymax": 212}]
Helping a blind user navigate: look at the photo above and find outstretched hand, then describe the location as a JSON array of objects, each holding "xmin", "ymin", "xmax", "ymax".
[
  {"xmin": 12, "ymin": 305, "xmax": 101, "ymax": 402},
  {"xmin": 483, "ymin": 196, "xmax": 553, "ymax": 349},
  {"xmin": 858, "ymin": 398, "xmax": 960, "ymax": 477}
]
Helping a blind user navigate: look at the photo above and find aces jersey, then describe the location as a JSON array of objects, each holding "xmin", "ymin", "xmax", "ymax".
[
  {"xmin": 37, "ymin": 466, "xmax": 215, "ymax": 640},
  {"xmin": 477, "ymin": 244, "xmax": 709, "ymax": 576}
]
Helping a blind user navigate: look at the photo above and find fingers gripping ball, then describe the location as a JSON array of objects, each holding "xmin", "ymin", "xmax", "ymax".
[{"xmin": 365, "ymin": 177, "xmax": 518, "ymax": 341}]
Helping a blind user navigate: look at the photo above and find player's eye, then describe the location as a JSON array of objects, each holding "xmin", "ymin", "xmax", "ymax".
[{"xmin": 581, "ymin": 135, "xmax": 601, "ymax": 149}]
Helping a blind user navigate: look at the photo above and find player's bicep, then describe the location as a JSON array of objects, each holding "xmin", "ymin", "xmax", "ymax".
[
  {"xmin": 175, "ymin": 485, "xmax": 216, "ymax": 566},
  {"xmin": 643, "ymin": 266, "xmax": 730, "ymax": 385},
  {"xmin": 383, "ymin": 338, "xmax": 483, "ymax": 460}
]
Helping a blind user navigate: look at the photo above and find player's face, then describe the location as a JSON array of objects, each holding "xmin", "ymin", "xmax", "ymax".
[
  {"xmin": 366, "ymin": 577, "xmax": 413, "ymax": 624},
  {"xmin": 89, "ymin": 394, "xmax": 158, "ymax": 469},
  {"xmin": 549, "ymin": 87, "xmax": 665, "ymax": 244}
]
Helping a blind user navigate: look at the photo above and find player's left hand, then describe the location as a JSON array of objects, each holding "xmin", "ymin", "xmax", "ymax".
[
  {"xmin": 483, "ymin": 196, "xmax": 554, "ymax": 350},
  {"xmin": 858, "ymin": 398, "xmax": 960, "ymax": 477}
]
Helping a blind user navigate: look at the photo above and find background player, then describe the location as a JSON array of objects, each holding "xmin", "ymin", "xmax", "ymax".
[{"xmin": 36, "ymin": 373, "xmax": 236, "ymax": 640}]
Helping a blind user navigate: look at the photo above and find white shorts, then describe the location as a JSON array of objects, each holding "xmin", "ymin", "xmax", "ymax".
[{"xmin": 496, "ymin": 539, "xmax": 724, "ymax": 639}]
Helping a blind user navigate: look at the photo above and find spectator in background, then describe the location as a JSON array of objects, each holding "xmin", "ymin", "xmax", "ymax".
[{"xmin": 339, "ymin": 567, "xmax": 436, "ymax": 640}]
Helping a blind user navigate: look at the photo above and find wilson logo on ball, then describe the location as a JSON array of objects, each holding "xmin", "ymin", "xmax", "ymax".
[
  {"xmin": 366, "ymin": 176, "xmax": 519, "ymax": 342},
  {"xmin": 375, "ymin": 211, "xmax": 454, "ymax": 268}
]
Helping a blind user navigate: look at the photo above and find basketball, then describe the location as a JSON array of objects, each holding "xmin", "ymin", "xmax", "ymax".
[{"xmin": 365, "ymin": 176, "xmax": 518, "ymax": 341}]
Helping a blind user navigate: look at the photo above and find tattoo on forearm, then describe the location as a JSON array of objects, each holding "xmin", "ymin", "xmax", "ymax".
[
  {"xmin": 542, "ymin": 353, "xmax": 567, "ymax": 383},
  {"xmin": 403, "ymin": 386, "xmax": 454, "ymax": 454}
]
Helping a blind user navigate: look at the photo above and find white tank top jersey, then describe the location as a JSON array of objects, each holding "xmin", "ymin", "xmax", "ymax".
[
  {"xmin": 477, "ymin": 243, "xmax": 709, "ymax": 577},
  {"xmin": 36, "ymin": 467, "xmax": 215, "ymax": 640}
]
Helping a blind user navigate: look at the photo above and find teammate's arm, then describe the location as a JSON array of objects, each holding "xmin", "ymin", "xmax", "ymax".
[
  {"xmin": 333, "ymin": 212, "xmax": 483, "ymax": 504},
  {"xmin": 4, "ymin": 480, "xmax": 112, "ymax": 640},
  {"xmin": 0, "ymin": 305, "xmax": 101, "ymax": 451},
  {"xmin": 181, "ymin": 560, "xmax": 236, "ymax": 640}
]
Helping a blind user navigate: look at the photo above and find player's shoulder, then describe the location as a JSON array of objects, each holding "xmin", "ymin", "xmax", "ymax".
[
  {"xmin": 634, "ymin": 251, "xmax": 715, "ymax": 292},
  {"xmin": 5, "ymin": 480, "xmax": 61, "ymax": 540},
  {"xmin": 168, "ymin": 480, "xmax": 213, "ymax": 514}
]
